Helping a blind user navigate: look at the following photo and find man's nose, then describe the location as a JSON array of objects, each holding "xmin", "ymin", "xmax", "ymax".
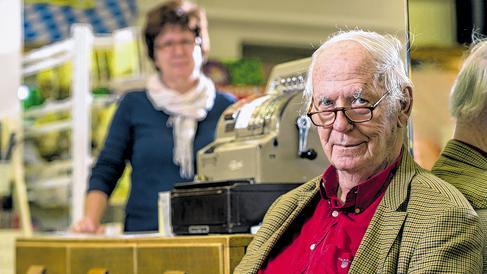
[{"xmin": 333, "ymin": 110, "xmax": 353, "ymax": 132}]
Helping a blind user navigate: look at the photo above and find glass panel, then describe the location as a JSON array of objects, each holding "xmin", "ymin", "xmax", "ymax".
[{"xmin": 408, "ymin": 0, "xmax": 472, "ymax": 168}]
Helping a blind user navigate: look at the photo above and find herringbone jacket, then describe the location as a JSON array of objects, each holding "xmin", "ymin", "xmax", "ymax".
[
  {"xmin": 235, "ymin": 151, "xmax": 484, "ymax": 273},
  {"xmin": 432, "ymin": 139, "xmax": 487, "ymax": 209},
  {"xmin": 432, "ymin": 139, "xmax": 487, "ymax": 273}
]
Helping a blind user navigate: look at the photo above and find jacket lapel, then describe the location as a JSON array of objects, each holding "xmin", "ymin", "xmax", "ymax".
[
  {"xmin": 350, "ymin": 151, "xmax": 416, "ymax": 273},
  {"xmin": 255, "ymin": 177, "xmax": 321, "ymax": 269}
]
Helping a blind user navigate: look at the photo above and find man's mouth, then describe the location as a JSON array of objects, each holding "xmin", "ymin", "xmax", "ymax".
[{"xmin": 335, "ymin": 142, "xmax": 365, "ymax": 148}]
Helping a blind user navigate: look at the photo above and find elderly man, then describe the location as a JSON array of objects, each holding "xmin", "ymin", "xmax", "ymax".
[
  {"xmin": 235, "ymin": 30, "xmax": 484, "ymax": 274},
  {"xmin": 432, "ymin": 40, "xmax": 487, "ymax": 271}
]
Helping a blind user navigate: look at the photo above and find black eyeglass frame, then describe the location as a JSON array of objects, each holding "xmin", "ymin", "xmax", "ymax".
[{"xmin": 306, "ymin": 90, "xmax": 391, "ymax": 127}]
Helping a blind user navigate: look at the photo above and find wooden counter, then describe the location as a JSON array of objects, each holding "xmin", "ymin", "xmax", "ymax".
[{"xmin": 16, "ymin": 234, "xmax": 253, "ymax": 274}]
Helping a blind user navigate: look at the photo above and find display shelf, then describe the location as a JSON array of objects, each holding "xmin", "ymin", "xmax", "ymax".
[
  {"xmin": 22, "ymin": 39, "xmax": 74, "ymax": 78},
  {"xmin": 22, "ymin": 39, "xmax": 74, "ymax": 64},
  {"xmin": 23, "ymin": 121, "xmax": 71, "ymax": 137},
  {"xmin": 21, "ymin": 25, "xmax": 93, "ymax": 230},
  {"xmin": 25, "ymin": 160, "xmax": 71, "ymax": 177},
  {"xmin": 28, "ymin": 176, "xmax": 71, "ymax": 190},
  {"xmin": 23, "ymin": 95, "xmax": 116, "ymax": 120},
  {"xmin": 20, "ymin": 24, "xmax": 144, "ymax": 231},
  {"xmin": 23, "ymin": 98, "xmax": 72, "ymax": 118},
  {"xmin": 92, "ymin": 94, "xmax": 118, "ymax": 107},
  {"xmin": 22, "ymin": 53, "xmax": 73, "ymax": 77},
  {"xmin": 28, "ymin": 176, "xmax": 71, "ymax": 207}
]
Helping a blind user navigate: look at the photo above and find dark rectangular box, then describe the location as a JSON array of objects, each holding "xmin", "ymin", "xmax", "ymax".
[{"xmin": 171, "ymin": 181, "xmax": 300, "ymax": 235}]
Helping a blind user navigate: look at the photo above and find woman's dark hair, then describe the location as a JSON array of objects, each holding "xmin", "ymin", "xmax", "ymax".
[{"xmin": 144, "ymin": 0, "xmax": 202, "ymax": 62}]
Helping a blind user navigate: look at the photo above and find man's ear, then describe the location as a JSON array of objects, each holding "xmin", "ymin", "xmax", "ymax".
[{"xmin": 397, "ymin": 86, "xmax": 413, "ymax": 128}]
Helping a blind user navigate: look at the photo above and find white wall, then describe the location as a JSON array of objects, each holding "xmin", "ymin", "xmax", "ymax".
[
  {"xmin": 0, "ymin": 0, "xmax": 22, "ymax": 118},
  {"xmin": 409, "ymin": 0, "xmax": 456, "ymax": 47},
  {"xmin": 136, "ymin": 0, "xmax": 408, "ymax": 59},
  {"xmin": 198, "ymin": 0, "xmax": 408, "ymax": 59}
]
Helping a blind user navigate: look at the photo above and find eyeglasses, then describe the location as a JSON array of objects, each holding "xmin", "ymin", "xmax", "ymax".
[
  {"xmin": 307, "ymin": 90, "xmax": 390, "ymax": 127},
  {"xmin": 155, "ymin": 38, "xmax": 199, "ymax": 51}
]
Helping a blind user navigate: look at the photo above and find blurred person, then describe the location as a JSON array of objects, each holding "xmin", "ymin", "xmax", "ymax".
[
  {"xmin": 432, "ymin": 39, "xmax": 487, "ymax": 271},
  {"xmin": 235, "ymin": 30, "xmax": 484, "ymax": 273},
  {"xmin": 72, "ymin": 0, "xmax": 235, "ymax": 233}
]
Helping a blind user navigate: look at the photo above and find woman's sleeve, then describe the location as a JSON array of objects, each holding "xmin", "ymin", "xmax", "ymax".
[{"xmin": 87, "ymin": 95, "xmax": 133, "ymax": 197}]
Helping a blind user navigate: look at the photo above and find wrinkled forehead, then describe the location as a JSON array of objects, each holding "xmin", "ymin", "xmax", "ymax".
[
  {"xmin": 311, "ymin": 41, "xmax": 378, "ymax": 97},
  {"xmin": 313, "ymin": 41, "xmax": 375, "ymax": 81}
]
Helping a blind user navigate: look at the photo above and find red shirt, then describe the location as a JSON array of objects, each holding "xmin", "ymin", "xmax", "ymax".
[{"xmin": 259, "ymin": 154, "xmax": 401, "ymax": 273}]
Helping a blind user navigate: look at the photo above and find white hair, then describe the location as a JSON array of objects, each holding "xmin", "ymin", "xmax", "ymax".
[
  {"xmin": 303, "ymin": 30, "xmax": 412, "ymax": 115},
  {"xmin": 450, "ymin": 40, "xmax": 487, "ymax": 121}
]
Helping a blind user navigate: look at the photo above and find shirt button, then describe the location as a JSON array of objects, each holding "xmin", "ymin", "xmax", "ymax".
[
  {"xmin": 310, "ymin": 243, "xmax": 316, "ymax": 251},
  {"xmin": 340, "ymin": 260, "xmax": 349, "ymax": 268},
  {"xmin": 355, "ymin": 208, "xmax": 361, "ymax": 214},
  {"xmin": 332, "ymin": 210, "xmax": 339, "ymax": 217}
]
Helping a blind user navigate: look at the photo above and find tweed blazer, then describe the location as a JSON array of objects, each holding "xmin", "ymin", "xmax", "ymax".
[
  {"xmin": 235, "ymin": 151, "xmax": 484, "ymax": 274},
  {"xmin": 432, "ymin": 139, "xmax": 487, "ymax": 272},
  {"xmin": 432, "ymin": 139, "xmax": 487, "ymax": 209}
]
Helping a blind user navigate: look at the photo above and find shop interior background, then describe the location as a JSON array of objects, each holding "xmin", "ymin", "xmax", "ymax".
[{"xmin": 0, "ymin": 0, "xmax": 482, "ymax": 273}]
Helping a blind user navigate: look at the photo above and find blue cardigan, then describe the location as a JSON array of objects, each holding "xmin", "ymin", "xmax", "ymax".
[{"xmin": 88, "ymin": 90, "xmax": 236, "ymax": 232}]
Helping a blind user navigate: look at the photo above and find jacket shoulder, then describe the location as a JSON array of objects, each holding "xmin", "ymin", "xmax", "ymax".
[
  {"xmin": 410, "ymin": 167, "xmax": 473, "ymax": 210},
  {"xmin": 215, "ymin": 90, "xmax": 237, "ymax": 105},
  {"xmin": 118, "ymin": 89, "xmax": 148, "ymax": 103}
]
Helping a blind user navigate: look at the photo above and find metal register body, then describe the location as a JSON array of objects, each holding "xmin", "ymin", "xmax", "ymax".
[{"xmin": 197, "ymin": 58, "xmax": 329, "ymax": 184}]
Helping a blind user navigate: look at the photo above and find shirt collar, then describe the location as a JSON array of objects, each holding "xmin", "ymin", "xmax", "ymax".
[{"xmin": 320, "ymin": 150, "xmax": 403, "ymax": 212}]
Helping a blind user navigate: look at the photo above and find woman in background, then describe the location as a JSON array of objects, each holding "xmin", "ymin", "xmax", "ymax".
[{"xmin": 72, "ymin": 0, "xmax": 235, "ymax": 233}]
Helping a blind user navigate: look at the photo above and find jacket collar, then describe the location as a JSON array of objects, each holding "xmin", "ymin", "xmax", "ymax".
[
  {"xmin": 350, "ymin": 149, "xmax": 416, "ymax": 272},
  {"xmin": 443, "ymin": 139, "xmax": 487, "ymax": 170},
  {"xmin": 381, "ymin": 148, "xmax": 415, "ymax": 211},
  {"xmin": 254, "ymin": 150, "xmax": 416, "ymax": 273}
]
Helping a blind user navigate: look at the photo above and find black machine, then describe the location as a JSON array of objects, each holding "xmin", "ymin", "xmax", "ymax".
[{"xmin": 171, "ymin": 180, "xmax": 300, "ymax": 234}]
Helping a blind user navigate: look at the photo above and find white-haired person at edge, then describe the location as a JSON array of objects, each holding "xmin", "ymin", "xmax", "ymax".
[
  {"xmin": 72, "ymin": 0, "xmax": 235, "ymax": 233},
  {"xmin": 235, "ymin": 30, "xmax": 484, "ymax": 273},
  {"xmin": 432, "ymin": 38, "xmax": 487, "ymax": 272}
]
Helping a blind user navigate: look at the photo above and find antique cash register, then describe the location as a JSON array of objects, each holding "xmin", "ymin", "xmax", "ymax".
[{"xmin": 171, "ymin": 58, "xmax": 330, "ymax": 234}]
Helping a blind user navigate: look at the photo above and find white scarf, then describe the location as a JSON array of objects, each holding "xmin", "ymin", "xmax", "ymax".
[{"xmin": 146, "ymin": 74, "xmax": 216, "ymax": 179}]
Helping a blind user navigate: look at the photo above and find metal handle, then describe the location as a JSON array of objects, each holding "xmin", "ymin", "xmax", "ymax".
[
  {"xmin": 296, "ymin": 115, "xmax": 317, "ymax": 160},
  {"xmin": 87, "ymin": 268, "xmax": 109, "ymax": 274},
  {"xmin": 26, "ymin": 265, "xmax": 46, "ymax": 274}
]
